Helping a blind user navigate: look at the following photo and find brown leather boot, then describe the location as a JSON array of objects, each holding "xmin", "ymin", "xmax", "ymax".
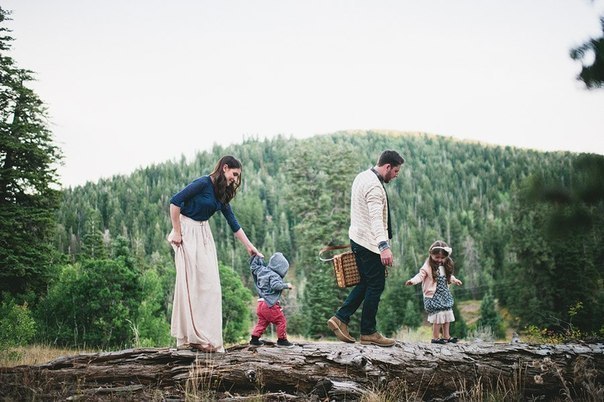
[
  {"xmin": 360, "ymin": 332, "xmax": 396, "ymax": 347},
  {"xmin": 327, "ymin": 316, "xmax": 356, "ymax": 343}
]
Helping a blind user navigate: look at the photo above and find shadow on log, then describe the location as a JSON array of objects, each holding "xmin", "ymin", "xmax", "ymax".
[{"xmin": 1, "ymin": 340, "xmax": 603, "ymax": 401}]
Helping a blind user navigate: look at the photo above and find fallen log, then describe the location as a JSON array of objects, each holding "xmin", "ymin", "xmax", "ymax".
[{"xmin": 1, "ymin": 340, "xmax": 602, "ymax": 401}]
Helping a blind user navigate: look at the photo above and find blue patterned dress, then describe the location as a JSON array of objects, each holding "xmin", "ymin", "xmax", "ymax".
[{"xmin": 423, "ymin": 266, "xmax": 455, "ymax": 324}]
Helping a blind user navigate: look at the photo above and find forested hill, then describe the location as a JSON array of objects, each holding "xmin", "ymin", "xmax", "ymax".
[
  {"xmin": 56, "ymin": 130, "xmax": 567, "ymax": 264},
  {"xmin": 54, "ymin": 130, "xmax": 603, "ymax": 340}
]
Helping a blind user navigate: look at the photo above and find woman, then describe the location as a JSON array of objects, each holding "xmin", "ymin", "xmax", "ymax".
[{"xmin": 168, "ymin": 155, "xmax": 262, "ymax": 352}]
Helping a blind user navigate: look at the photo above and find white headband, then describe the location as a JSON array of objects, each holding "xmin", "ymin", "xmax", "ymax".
[{"xmin": 430, "ymin": 246, "xmax": 452, "ymax": 256}]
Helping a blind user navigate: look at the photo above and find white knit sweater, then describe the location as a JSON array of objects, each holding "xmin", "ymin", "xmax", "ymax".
[{"xmin": 348, "ymin": 169, "xmax": 389, "ymax": 254}]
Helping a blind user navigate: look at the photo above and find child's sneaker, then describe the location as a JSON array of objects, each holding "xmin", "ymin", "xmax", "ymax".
[
  {"xmin": 277, "ymin": 338, "xmax": 294, "ymax": 347},
  {"xmin": 249, "ymin": 336, "xmax": 264, "ymax": 346},
  {"xmin": 431, "ymin": 338, "xmax": 447, "ymax": 344}
]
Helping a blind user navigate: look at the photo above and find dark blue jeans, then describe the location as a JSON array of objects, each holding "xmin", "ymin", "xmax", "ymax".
[{"xmin": 334, "ymin": 240, "xmax": 386, "ymax": 335}]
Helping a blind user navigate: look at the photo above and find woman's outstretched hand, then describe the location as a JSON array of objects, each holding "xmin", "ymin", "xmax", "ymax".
[{"xmin": 248, "ymin": 245, "xmax": 264, "ymax": 258}]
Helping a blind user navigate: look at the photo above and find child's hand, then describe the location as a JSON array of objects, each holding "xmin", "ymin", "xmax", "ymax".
[
  {"xmin": 404, "ymin": 280, "xmax": 413, "ymax": 286},
  {"xmin": 453, "ymin": 279, "xmax": 463, "ymax": 286},
  {"xmin": 287, "ymin": 284, "xmax": 293, "ymax": 289}
]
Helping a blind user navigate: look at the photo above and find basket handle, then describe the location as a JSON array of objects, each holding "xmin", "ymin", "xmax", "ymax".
[{"xmin": 318, "ymin": 244, "xmax": 351, "ymax": 262}]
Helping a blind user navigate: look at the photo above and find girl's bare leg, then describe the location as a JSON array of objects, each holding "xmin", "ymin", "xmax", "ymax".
[
  {"xmin": 433, "ymin": 323, "xmax": 442, "ymax": 339},
  {"xmin": 443, "ymin": 322, "xmax": 451, "ymax": 339}
]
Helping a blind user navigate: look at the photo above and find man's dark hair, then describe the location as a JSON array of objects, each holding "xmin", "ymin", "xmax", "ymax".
[{"xmin": 377, "ymin": 150, "xmax": 405, "ymax": 167}]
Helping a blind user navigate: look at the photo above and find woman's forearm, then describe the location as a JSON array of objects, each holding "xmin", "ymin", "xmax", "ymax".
[{"xmin": 170, "ymin": 204, "xmax": 182, "ymax": 234}]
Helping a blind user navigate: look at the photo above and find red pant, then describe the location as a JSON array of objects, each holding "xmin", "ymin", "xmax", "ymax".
[{"xmin": 251, "ymin": 300, "xmax": 287, "ymax": 339}]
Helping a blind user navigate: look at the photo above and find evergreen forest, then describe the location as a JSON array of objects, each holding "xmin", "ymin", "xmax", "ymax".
[
  {"xmin": 2, "ymin": 5, "xmax": 603, "ymax": 351},
  {"xmin": 6, "ymin": 127, "xmax": 604, "ymax": 349}
]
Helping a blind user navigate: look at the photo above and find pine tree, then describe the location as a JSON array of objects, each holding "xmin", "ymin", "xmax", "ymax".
[
  {"xmin": 449, "ymin": 302, "xmax": 468, "ymax": 339},
  {"xmin": 377, "ymin": 269, "xmax": 420, "ymax": 336},
  {"xmin": 0, "ymin": 7, "xmax": 63, "ymax": 303},
  {"xmin": 503, "ymin": 158, "xmax": 604, "ymax": 334},
  {"xmin": 478, "ymin": 292, "xmax": 505, "ymax": 339},
  {"xmin": 285, "ymin": 139, "xmax": 363, "ymax": 337},
  {"xmin": 570, "ymin": 17, "xmax": 604, "ymax": 89},
  {"xmin": 401, "ymin": 299, "xmax": 423, "ymax": 329}
]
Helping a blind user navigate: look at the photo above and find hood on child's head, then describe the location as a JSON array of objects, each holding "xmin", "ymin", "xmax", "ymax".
[{"xmin": 268, "ymin": 252, "xmax": 289, "ymax": 278}]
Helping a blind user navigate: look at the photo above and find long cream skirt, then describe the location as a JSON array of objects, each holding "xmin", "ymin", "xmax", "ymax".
[{"xmin": 168, "ymin": 215, "xmax": 224, "ymax": 352}]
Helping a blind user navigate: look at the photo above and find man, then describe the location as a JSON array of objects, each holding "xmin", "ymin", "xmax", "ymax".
[{"xmin": 327, "ymin": 150, "xmax": 405, "ymax": 347}]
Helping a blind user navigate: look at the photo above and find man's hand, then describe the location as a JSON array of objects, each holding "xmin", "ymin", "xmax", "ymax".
[{"xmin": 380, "ymin": 248, "xmax": 393, "ymax": 267}]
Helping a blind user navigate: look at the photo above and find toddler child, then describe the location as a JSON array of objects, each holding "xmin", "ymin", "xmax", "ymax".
[{"xmin": 249, "ymin": 252, "xmax": 294, "ymax": 347}]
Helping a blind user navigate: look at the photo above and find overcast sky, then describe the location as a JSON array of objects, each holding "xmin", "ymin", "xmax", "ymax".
[{"xmin": 4, "ymin": 0, "xmax": 604, "ymax": 188}]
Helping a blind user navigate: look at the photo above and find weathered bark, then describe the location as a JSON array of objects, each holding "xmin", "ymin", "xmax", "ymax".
[{"xmin": 1, "ymin": 341, "xmax": 602, "ymax": 401}]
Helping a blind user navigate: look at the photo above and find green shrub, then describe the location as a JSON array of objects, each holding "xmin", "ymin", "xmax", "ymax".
[
  {"xmin": 132, "ymin": 269, "xmax": 172, "ymax": 347},
  {"xmin": 35, "ymin": 259, "xmax": 142, "ymax": 348},
  {"xmin": 0, "ymin": 297, "xmax": 36, "ymax": 348},
  {"xmin": 220, "ymin": 263, "xmax": 253, "ymax": 344}
]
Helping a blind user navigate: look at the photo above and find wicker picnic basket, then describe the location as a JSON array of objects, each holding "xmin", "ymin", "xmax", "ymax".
[{"xmin": 319, "ymin": 245, "xmax": 361, "ymax": 288}]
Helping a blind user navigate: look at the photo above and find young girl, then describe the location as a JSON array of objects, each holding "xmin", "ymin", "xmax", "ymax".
[{"xmin": 405, "ymin": 240, "xmax": 463, "ymax": 344}]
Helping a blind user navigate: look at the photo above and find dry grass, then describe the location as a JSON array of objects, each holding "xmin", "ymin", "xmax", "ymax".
[
  {"xmin": 185, "ymin": 354, "xmax": 219, "ymax": 401},
  {"xmin": 458, "ymin": 299, "xmax": 481, "ymax": 326},
  {"xmin": 0, "ymin": 344, "xmax": 96, "ymax": 367},
  {"xmin": 393, "ymin": 326, "xmax": 433, "ymax": 343},
  {"xmin": 458, "ymin": 299, "xmax": 516, "ymax": 341}
]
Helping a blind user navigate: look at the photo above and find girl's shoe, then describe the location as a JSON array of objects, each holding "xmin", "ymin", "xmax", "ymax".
[
  {"xmin": 431, "ymin": 338, "xmax": 447, "ymax": 344},
  {"xmin": 445, "ymin": 337, "xmax": 458, "ymax": 343}
]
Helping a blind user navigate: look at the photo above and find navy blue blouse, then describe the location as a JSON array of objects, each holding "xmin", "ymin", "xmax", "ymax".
[{"xmin": 170, "ymin": 175, "xmax": 241, "ymax": 233}]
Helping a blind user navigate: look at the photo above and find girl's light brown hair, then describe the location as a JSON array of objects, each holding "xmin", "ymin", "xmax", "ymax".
[{"xmin": 428, "ymin": 240, "xmax": 455, "ymax": 283}]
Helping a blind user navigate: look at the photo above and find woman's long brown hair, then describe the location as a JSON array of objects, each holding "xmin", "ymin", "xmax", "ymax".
[{"xmin": 209, "ymin": 155, "xmax": 242, "ymax": 204}]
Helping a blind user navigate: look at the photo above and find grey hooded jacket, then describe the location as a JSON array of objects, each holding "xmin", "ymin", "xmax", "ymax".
[{"xmin": 250, "ymin": 252, "xmax": 290, "ymax": 307}]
